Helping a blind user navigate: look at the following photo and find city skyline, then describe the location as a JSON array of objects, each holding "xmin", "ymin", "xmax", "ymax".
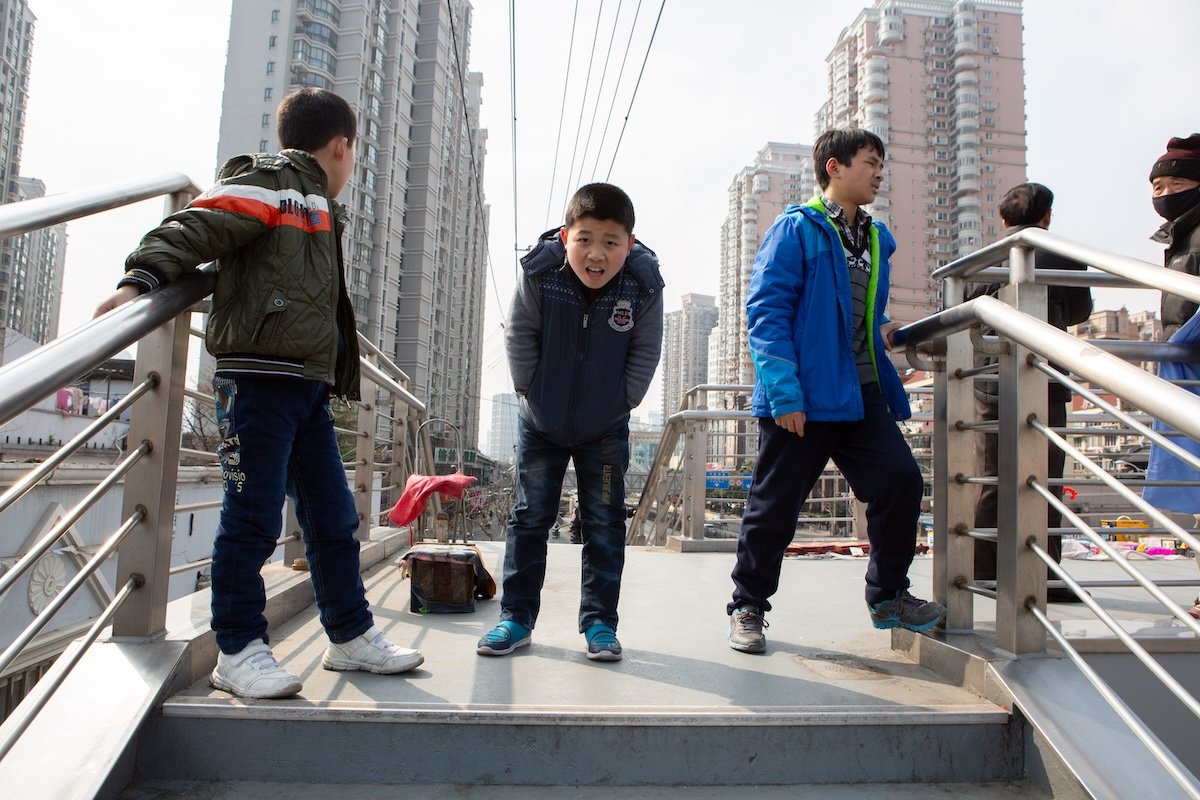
[{"xmin": 13, "ymin": 0, "xmax": 1200, "ymax": 452}]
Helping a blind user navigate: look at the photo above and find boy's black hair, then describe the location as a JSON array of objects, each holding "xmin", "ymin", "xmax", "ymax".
[
  {"xmin": 276, "ymin": 88, "xmax": 357, "ymax": 153},
  {"xmin": 813, "ymin": 129, "xmax": 885, "ymax": 189},
  {"xmin": 564, "ymin": 183, "xmax": 636, "ymax": 234},
  {"xmin": 998, "ymin": 182, "xmax": 1054, "ymax": 227}
]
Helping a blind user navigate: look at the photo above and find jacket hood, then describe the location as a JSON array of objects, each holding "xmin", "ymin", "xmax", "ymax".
[{"xmin": 521, "ymin": 228, "xmax": 665, "ymax": 294}]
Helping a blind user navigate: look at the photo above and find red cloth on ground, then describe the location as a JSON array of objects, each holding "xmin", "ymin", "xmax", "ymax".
[{"xmin": 388, "ymin": 472, "xmax": 477, "ymax": 526}]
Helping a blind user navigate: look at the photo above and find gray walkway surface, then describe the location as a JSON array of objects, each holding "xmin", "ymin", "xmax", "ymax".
[
  {"xmin": 165, "ymin": 539, "xmax": 1200, "ymax": 711},
  {"xmin": 141, "ymin": 539, "xmax": 1198, "ymax": 798},
  {"xmin": 172, "ymin": 541, "xmax": 1000, "ymax": 712}
]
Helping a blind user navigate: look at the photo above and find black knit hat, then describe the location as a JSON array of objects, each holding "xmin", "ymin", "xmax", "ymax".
[{"xmin": 1149, "ymin": 134, "xmax": 1200, "ymax": 182}]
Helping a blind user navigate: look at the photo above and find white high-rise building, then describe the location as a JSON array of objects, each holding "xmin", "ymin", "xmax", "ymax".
[
  {"xmin": 660, "ymin": 293, "xmax": 719, "ymax": 420},
  {"xmin": 6, "ymin": 178, "xmax": 66, "ymax": 345},
  {"xmin": 715, "ymin": 143, "xmax": 815, "ymax": 389},
  {"xmin": 0, "ymin": 2, "xmax": 67, "ymax": 346},
  {"xmin": 486, "ymin": 392, "xmax": 519, "ymax": 464},
  {"xmin": 815, "ymin": 0, "xmax": 1027, "ymax": 324},
  {"xmin": 216, "ymin": 0, "xmax": 489, "ymax": 449}
]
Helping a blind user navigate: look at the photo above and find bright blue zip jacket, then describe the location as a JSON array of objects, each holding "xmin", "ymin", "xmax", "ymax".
[
  {"xmin": 506, "ymin": 229, "xmax": 664, "ymax": 446},
  {"xmin": 747, "ymin": 199, "xmax": 911, "ymax": 422}
]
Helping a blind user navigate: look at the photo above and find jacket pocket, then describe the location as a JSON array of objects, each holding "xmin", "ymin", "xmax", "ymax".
[{"xmin": 253, "ymin": 287, "xmax": 289, "ymax": 344}]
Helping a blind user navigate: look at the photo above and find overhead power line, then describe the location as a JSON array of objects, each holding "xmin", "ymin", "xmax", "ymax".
[
  {"xmin": 445, "ymin": 0, "xmax": 508, "ymax": 324},
  {"xmin": 588, "ymin": 0, "xmax": 643, "ymax": 182},
  {"xmin": 570, "ymin": 0, "xmax": 625, "ymax": 193},
  {"xmin": 559, "ymin": 0, "xmax": 606, "ymax": 216},
  {"xmin": 606, "ymin": 0, "xmax": 667, "ymax": 181},
  {"xmin": 509, "ymin": 0, "xmax": 520, "ymax": 280},
  {"xmin": 542, "ymin": 0, "xmax": 581, "ymax": 231}
]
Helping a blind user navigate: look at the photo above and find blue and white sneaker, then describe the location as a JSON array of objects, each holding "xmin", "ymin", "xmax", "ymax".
[
  {"xmin": 584, "ymin": 623, "xmax": 622, "ymax": 661},
  {"xmin": 476, "ymin": 620, "xmax": 531, "ymax": 656},
  {"xmin": 868, "ymin": 591, "xmax": 945, "ymax": 632}
]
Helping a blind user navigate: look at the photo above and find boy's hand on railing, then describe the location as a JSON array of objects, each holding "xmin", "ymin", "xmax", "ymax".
[
  {"xmin": 880, "ymin": 320, "xmax": 903, "ymax": 351},
  {"xmin": 93, "ymin": 285, "xmax": 142, "ymax": 318}
]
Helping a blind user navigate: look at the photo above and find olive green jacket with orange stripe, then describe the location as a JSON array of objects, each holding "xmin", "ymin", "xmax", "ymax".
[{"xmin": 120, "ymin": 149, "xmax": 360, "ymax": 398}]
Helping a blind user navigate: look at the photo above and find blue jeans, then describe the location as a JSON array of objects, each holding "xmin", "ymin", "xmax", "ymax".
[
  {"xmin": 500, "ymin": 416, "xmax": 629, "ymax": 631},
  {"xmin": 210, "ymin": 376, "xmax": 372, "ymax": 654}
]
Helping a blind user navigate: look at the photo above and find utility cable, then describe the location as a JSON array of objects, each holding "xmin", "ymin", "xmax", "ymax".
[
  {"xmin": 508, "ymin": 0, "xmax": 520, "ymax": 279},
  {"xmin": 606, "ymin": 0, "xmax": 667, "ymax": 181},
  {"xmin": 589, "ymin": 0, "xmax": 643, "ymax": 181},
  {"xmin": 571, "ymin": 0, "xmax": 624, "ymax": 192},
  {"xmin": 542, "ymin": 0, "xmax": 581, "ymax": 231},
  {"xmin": 445, "ymin": 0, "xmax": 507, "ymax": 323},
  {"xmin": 560, "ymin": 0, "xmax": 606, "ymax": 215}
]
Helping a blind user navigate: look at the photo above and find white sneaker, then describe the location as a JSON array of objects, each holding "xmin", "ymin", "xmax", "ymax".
[
  {"xmin": 210, "ymin": 640, "xmax": 302, "ymax": 699},
  {"xmin": 322, "ymin": 625, "xmax": 424, "ymax": 674}
]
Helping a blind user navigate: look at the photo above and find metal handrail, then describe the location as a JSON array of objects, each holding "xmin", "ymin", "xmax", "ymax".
[
  {"xmin": 0, "ymin": 442, "xmax": 150, "ymax": 601},
  {"xmin": 0, "ymin": 172, "xmax": 198, "ymax": 240},
  {"xmin": 932, "ymin": 226, "xmax": 1200, "ymax": 309},
  {"xmin": 0, "ymin": 378, "xmax": 153, "ymax": 516},
  {"xmin": 0, "ymin": 509, "xmax": 143, "ymax": 677},
  {"xmin": 1027, "ymin": 580, "xmax": 1200, "ymax": 800},
  {"xmin": 0, "ymin": 575, "xmax": 141, "ymax": 762},
  {"xmin": 903, "ymin": 294, "xmax": 1200, "ymax": 442},
  {"xmin": 0, "ymin": 266, "xmax": 214, "ymax": 427}
]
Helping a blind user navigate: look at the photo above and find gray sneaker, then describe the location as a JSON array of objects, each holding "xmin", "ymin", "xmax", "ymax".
[
  {"xmin": 868, "ymin": 591, "xmax": 945, "ymax": 632},
  {"xmin": 728, "ymin": 605, "xmax": 768, "ymax": 653}
]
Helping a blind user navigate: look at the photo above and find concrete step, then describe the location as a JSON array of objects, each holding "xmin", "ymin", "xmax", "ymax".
[
  {"xmin": 128, "ymin": 544, "xmax": 1031, "ymax": 789},
  {"xmin": 117, "ymin": 779, "xmax": 1046, "ymax": 799},
  {"xmin": 140, "ymin": 694, "xmax": 1018, "ymax": 786}
]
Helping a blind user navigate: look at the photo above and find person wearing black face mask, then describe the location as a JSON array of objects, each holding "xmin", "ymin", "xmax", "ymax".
[{"xmin": 1150, "ymin": 133, "xmax": 1200, "ymax": 338}]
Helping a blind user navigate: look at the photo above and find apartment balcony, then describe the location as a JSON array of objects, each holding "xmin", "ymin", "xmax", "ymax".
[
  {"xmin": 953, "ymin": 174, "xmax": 981, "ymax": 196},
  {"xmin": 952, "ymin": 54, "xmax": 979, "ymax": 73},
  {"xmin": 953, "ymin": 32, "xmax": 978, "ymax": 56},
  {"xmin": 877, "ymin": 18, "xmax": 903, "ymax": 45},
  {"xmin": 862, "ymin": 78, "xmax": 887, "ymax": 104}
]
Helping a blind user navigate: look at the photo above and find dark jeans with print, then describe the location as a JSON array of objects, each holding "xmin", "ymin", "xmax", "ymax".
[
  {"xmin": 500, "ymin": 415, "xmax": 629, "ymax": 632},
  {"xmin": 729, "ymin": 384, "xmax": 924, "ymax": 611},
  {"xmin": 211, "ymin": 375, "xmax": 372, "ymax": 654}
]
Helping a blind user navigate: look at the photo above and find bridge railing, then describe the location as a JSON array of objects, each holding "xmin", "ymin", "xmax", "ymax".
[
  {"xmin": 0, "ymin": 173, "xmax": 434, "ymax": 747},
  {"xmin": 912, "ymin": 227, "xmax": 1200, "ymax": 794}
]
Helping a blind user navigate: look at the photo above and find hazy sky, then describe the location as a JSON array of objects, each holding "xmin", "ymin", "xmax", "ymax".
[{"xmin": 19, "ymin": 0, "xmax": 1200, "ymax": 451}]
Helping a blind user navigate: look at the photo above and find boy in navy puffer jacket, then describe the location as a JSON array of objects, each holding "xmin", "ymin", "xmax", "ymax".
[{"xmin": 477, "ymin": 183, "xmax": 663, "ymax": 661}]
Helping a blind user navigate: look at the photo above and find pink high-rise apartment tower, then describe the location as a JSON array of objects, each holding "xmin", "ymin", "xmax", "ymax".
[{"xmin": 816, "ymin": 0, "xmax": 1027, "ymax": 324}]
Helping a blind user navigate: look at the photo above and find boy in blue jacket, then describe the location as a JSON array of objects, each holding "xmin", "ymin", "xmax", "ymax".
[
  {"xmin": 478, "ymin": 183, "xmax": 664, "ymax": 661},
  {"xmin": 726, "ymin": 129, "xmax": 944, "ymax": 654}
]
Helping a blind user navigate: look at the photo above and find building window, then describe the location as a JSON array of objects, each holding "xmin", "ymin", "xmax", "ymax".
[
  {"xmin": 259, "ymin": 139, "xmax": 269, "ymax": 151},
  {"xmin": 266, "ymin": 61, "xmax": 275, "ymax": 75},
  {"xmin": 271, "ymin": 9, "xmax": 280, "ymax": 22},
  {"xmin": 261, "ymin": 113, "xmax": 270, "ymax": 127},
  {"xmin": 264, "ymin": 87, "xmax": 273, "ymax": 101},
  {"xmin": 268, "ymin": 35, "xmax": 277, "ymax": 48}
]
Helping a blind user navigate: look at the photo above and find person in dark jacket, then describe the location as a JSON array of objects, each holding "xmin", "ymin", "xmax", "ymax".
[
  {"xmin": 1150, "ymin": 134, "xmax": 1200, "ymax": 339},
  {"xmin": 970, "ymin": 183, "xmax": 1093, "ymax": 601},
  {"xmin": 94, "ymin": 89, "xmax": 423, "ymax": 699},
  {"xmin": 726, "ymin": 129, "xmax": 945, "ymax": 656},
  {"xmin": 477, "ymin": 183, "xmax": 664, "ymax": 662},
  {"xmin": 1147, "ymin": 134, "xmax": 1200, "ymax": 619}
]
